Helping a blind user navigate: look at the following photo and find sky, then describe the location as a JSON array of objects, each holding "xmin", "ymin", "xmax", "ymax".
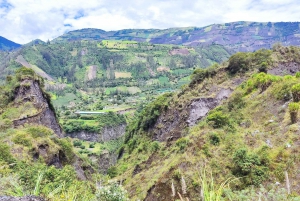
[{"xmin": 0, "ymin": 0, "xmax": 299, "ymax": 44}]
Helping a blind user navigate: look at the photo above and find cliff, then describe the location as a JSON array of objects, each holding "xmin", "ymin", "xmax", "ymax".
[
  {"xmin": 12, "ymin": 78, "xmax": 63, "ymax": 137},
  {"xmin": 66, "ymin": 124, "xmax": 126, "ymax": 142}
]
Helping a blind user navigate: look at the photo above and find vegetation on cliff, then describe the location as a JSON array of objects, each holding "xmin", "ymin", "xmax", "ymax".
[{"xmin": 107, "ymin": 45, "xmax": 300, "ymax": 200}]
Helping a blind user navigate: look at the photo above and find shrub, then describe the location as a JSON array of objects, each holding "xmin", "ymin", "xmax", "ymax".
[
  {"xmin": 207, "ymin": 110, "xmax": 230, "ymax": 128},
  {"xmin": 89, "ymin": 143, "xmax": 95, "ymax": 148},
  {"xmin": 227, "ymin": 92, "xmax": 246, "ymax": 111},
  {"xmin": 258, "ymin": 62, "xmax": 268, "ymax": 73},
  {"xmin": 244, "ymin": 73, "xmax": 281, "ymax": 93},
  {"xmin": 289, "ymin": 102, "xmax": 299, "ymax": 124},
  {"xmin": 107, "ymin": 166, "xmax": 118, "ymax": 178},
  {"xmin": 189, "ymin": 64, "xmax": 218, "ymax": 86},
  {"xmin": 0, "ymin": 142, "xmax": 15, "ymax": 164},
  {"xmin": 15, "ymin": 67, "xmax": 36, "ymax": 81},
  {"xmin": 227, "ymin": 52, "xmax": 250, "ymax": 74},
  {"xmin": 175, "ymin": 137, "xmax": 189, "ymax": 151},
  {"xmin": 232, "ymin": 148, "xmax": 269, "ymax": 187},
  {"xmin": 0, "ymin": 119, "xmax": 12, "ymax": 131},
  {"xmin": 73, "ymin": 140, "xmax": 82, "ymax": 147},
  {"xmin": 150, "ymin": 141, "xmax": 160, "ymax": 152},
  {"xmin": 209, "ymin": 133, "xmax": 220, "ymax": 146},
  {"xmin": 80, "ymin": 145, "xmax": 85, "ymax": 149},
  {"xmin": 26, "ymin": 126, "xmax": 53, "ymax": 138},
  {"xmin": 291, "ymin": 83, "xmax": 300, "ymax": 102},
  {"xmin": 12, "ymin": 132, "xmax": 32, "ymax": 147}
]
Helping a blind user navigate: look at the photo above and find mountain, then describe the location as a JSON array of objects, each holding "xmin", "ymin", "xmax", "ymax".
[
  {"xmin": 52, "ymin": 21, "xmax": 300, "ymax": 52},
  {"xmin": 0, "ymin": 36, "xmax": 21, "ymax": 51},
  {"xmin": 111, "ymin": 45, "xmax": 300, "ymax": 200},
  {"xmin": 1, "ymin": 44, "xmax": 300, "ymax": 200}
]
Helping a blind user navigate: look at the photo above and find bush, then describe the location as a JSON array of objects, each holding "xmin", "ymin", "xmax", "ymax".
[
  {"xmin": 227, "ymin": 92, "xmax": 246, "ymax": 111},
  {"xmin": 107, "ymin": 166, "xmax": 118, "ymax": 178},
  {"xmin": 258, "ymin": 62, "xmax": 268, "ymax": 73},
  {"xmin": 12, "ymin": 132, "xmax": 32, "ymax": 147},
  {"xmin": 209, "ymin": 133, "xmax": 220, "ymax": 146},
  {"xmin": 189, "ymin": 64, "xmax": 218, "ymax": 87},
  {"xmin": 80, "ymin": 145, "xmax": 85, "ymax": 149},
  {"xmin": 291, "ymin": 83, "xmax": 300, "ymax": 102},
  {"xmin": 0, "ymin": 119, "xmax": 12, "ymax": 131},
  {"xmin": 227, "ymin": 52, "xmax": 250, "ymax": 74},
  {"xmin": 150, "ymin": 141, "xmax": 160, "ymax": 152},
  {"xmin": 289, "ymin": 102, "xmax": 299, "ymax": 124},
  {"xmin": 0, "ymin": 142, "xmax": 15, "ymax": 164},
  {"xmin": 26, "ymin": 126, "xmax": 53, "ymax": 138},
  {"xmin": 232, "ymin": 148, "xmax": 269, "ymax": 187},
  {"xmin": 244, "ymin": 73, "xmax": 281, "ymax": 94},
  {"xmin": 73, "ymin": 140, "xmax": 82, "ymax": 147},
  {"xmin": 89, "ymin": 143, "xmax": 95, "ymax": 148},
  {"xmin": 175, "ymin": 137, "xmax": 189, "ymax": 151},
  {"xmin": 207, "ymin": 110, "xmax": 230, "ymax": 128}
]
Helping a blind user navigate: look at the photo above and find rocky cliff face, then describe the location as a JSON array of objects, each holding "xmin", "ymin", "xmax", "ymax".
[
  {"xmin": 150, "ymin": 87, "xmax": 234, "ymax": 142},
  {"xmin": 12, "ymin": 79, "xmax": 63, "ymax": 137},
  {"xmin": 66, "ymin": 124, "xmax": 126, "ymax": 142}
]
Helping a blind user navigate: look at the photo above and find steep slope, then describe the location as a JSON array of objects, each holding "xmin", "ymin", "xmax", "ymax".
[
  {"xmin": 52, "ymin": 21, "xmax": 300, "ymax": 52},
  {"xmin": 112, "ymin": 45, "xmax": 300, "ymax": 200},
  {"xmin": 1, "ymin": 67, "xmax": 63, "ymax": 136},
  {"xmin": 0, "ymin": 68, "xmax": 98, "ymax": 200},
  {"xmin": 0, "ymin": 36, "xmax": 21, "ymax": 51}
]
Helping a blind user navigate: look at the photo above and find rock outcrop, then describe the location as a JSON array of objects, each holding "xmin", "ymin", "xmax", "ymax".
[
  {"xmin": 12, "ymin": 79, "xmax": 63, "ymax": 137},
  {"xmin": 151, "ymin": 88, "xmax": 233, "ymax": 142},
  {"xmin": 187, "ymin": 88, "xmax": 233, "ymax": 126},
  {"xmin": 66, "ymin": 124, "xmax": 126, "ymax": 142}
]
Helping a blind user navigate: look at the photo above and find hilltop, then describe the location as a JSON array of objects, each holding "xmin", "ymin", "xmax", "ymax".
[{"xmin": 52, "ymin": 21, "xmax": 300, "ymax": 52}]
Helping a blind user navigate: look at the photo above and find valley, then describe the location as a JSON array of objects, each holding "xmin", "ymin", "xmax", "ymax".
[{"xmin": 1, "ymin": 20, "xmax": 300, "ymax": 201}]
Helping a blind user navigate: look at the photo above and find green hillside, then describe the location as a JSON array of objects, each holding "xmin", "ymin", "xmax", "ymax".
[
  {"xmin": 0, "ymin": 40, "xmax": 231, "ymax": 127},
  {"xmin": 2, "ymin": 44, "xmax": 300, "ymax": 200},
  {"xmin": 109, "ymin": 45, "xmax": 300, "ymax": 200}
]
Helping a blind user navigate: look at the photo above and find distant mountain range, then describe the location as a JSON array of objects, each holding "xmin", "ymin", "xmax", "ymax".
[
  {"xmin": 0, "ymin": 36, "xmax": 21, "ymax": 51},
  {"xmin": 52, "ymin": 21, "xmax": 300, "ymax": 52},
  {"xmin": 1, "ymin": 21, "xmax": 300, "ymax": 52}
]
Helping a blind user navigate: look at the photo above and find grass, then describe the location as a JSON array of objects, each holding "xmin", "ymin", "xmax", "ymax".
[
  {"xmin": 53, "ymin": 93, "xmax": 79, "ymax": 107},
  {"xmin": 115, "ymin": 72, "xmax": 132, "ymax": 78},
  {"xmin": 73, "ymin": 137, "xmax": 124, "ymax": 156}
]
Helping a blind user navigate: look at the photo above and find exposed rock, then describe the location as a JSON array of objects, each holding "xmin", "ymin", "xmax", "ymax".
[
  {"xmin": 66, "ymin": 124, "xmax": 126, "ymax": 142},
  {"xmin": 0, "ymin": 196, "xmax": 45, "ymax": 201},
  {"xmin": 188, "ymin": 88, "xmax": 232, "ymax": 126},
  {"xmin": 72, "ymin": 157, "xmax": 94, "ymax": 180},
  {"xmin": 268, "ymin": 62, "xmax": 300, "ymax": 76},
  {"xmin": 151, "ymin": 109, "xmax": 182, "ymax": 142},
  {"xmin": 12, "ymin": 79, "xmax": 63, "ymax": 137},
  {"xmin": 89, "ymin": 150, "xmax": 117, "ymax": 174},
  {"xmin": 150, "ymin": 88, "xmax": 233, "ymax": 142}
]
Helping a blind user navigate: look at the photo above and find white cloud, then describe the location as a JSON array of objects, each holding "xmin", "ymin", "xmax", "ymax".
[{"xmin": 0, "ymin": 0, "xmax": 299, "ymax": 44}]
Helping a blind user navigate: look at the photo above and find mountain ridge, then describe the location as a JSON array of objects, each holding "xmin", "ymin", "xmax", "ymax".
[
  {"xmin": 0, "ymin": 36, "xmax": 21, "ymax": 51},
  {"xmin": 52, "ymin": 21, "xmax": 300, "ymax": 52}
]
